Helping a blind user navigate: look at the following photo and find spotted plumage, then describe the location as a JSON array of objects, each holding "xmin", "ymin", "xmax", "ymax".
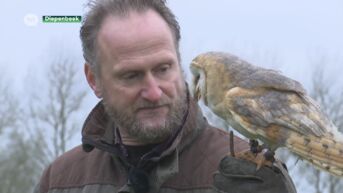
[{"xmin": 190, "ymin": 51, "xmax": 343, "ymax": 176}]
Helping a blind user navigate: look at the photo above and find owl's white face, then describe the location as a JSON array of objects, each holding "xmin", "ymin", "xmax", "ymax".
[{"xmin": 191, "ymin": 66, "xmax": 208, "ymax": 105}]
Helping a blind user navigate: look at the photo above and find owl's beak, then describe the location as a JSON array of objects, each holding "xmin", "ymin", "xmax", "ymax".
[
  {"xmin": 192, "ymin": 74, "xmax": 201, "ymax": 102},
  {"xmin": 194, "ymin": 83, "xmax": 201, "ymax": 102}
]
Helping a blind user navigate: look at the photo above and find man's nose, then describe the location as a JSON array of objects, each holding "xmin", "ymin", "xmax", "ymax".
[{"xmin": 141, "ymin": 74, "xmax": 162, "ymax": 102}]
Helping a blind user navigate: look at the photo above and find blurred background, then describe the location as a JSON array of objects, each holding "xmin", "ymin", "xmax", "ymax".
[{"xmin": 0, "ymin": 0, "xmax": 342, "ymax": 192}]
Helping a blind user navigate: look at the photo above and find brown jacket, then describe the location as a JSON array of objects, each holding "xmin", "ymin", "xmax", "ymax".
[{"xmin": 35, "ymin": 99, "xmax": 249, "ymax": 193}]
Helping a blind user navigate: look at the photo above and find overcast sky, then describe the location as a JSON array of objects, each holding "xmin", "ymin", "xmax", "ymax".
[
  {"xmin": 1, "ymin": 1, "xmax": 342, "ymax": 191},
  {"xmin": 1, "ymin": 0, "xmax": 342, "ymax": 90}
]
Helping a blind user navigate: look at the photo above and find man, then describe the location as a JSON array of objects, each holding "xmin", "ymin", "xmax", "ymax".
[{"xmin": 34, "ymin": 0, "xmax": 296, "ymax": 193}]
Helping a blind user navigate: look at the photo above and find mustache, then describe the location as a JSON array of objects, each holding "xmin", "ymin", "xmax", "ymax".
[{"xmin": 134, "ymin": 98, "xmax": 171, "ymax": 109}]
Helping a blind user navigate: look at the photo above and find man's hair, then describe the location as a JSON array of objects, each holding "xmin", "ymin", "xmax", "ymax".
[{"xmin": 80, "ymin": 0, "xmax": 181, "ymax": 75}]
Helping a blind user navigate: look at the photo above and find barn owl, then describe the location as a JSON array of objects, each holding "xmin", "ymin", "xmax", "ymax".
[{"xmin": 190, "ymin": 51, "xmax": 343, "ymax": 176}]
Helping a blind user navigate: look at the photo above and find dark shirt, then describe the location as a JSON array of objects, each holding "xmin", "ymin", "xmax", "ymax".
[{"xmin": 124, "ymin": 144, "xmax": 158, "ymax": 167}]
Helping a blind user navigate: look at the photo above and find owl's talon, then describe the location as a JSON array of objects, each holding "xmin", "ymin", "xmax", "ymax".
[
  {"xmin": 256, "ymin": 152, "xmax": 274, "ymax": 171},
  {"xmin": 249, "ymin": 139, "xmax": 263, "ymax": 154},
  {"xmin": 264, "ymin": 150, "xmax": 275, "ymax": 162}
]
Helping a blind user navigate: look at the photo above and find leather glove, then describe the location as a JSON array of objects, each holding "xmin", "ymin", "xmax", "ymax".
[{"xmin": 213, "ymin": 156, "xmax": 297, "ymax": 193}]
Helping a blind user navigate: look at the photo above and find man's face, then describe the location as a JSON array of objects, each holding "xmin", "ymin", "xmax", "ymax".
[{"xmin": 91, "ymin": 10, "xmax": 187, "ymax": 144}]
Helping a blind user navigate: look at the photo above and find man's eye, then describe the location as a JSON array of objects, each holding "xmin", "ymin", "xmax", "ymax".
[
  {"xmin": 122, "ymin": 72, "xmax": 139, "ymax": 80},
  {"xmin": 156, "ymin": 65, "xmax": 170, "ymax": 74}
]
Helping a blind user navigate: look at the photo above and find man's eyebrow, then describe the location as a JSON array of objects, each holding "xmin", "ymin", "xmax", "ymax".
[{"xmin": 113, "ymin": 68, "xmax": 141, "ymax": 76}]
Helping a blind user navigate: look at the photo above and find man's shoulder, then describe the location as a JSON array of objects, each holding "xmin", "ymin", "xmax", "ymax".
[
  {"xmin": 39, "ymin": 146, "xmax": 122, "ymax": 193},
  {"xmin": 47, "ymin": 144, "xmax": 117, "ymax": 176},
  {"xmin": 181, "ymin": 124, "xmax": 249, "ymax": 159},
  {"xmin": 51, "ymin": 145, "xmax": 88, "ymax": 169}
]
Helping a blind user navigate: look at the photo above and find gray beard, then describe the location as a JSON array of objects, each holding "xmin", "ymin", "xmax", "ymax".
[{"xmin": 103, "ymin": 89, "xmax": 188, "ymax": 144}]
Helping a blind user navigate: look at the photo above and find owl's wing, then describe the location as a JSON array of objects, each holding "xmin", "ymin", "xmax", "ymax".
[
  {"xmin": 238, "ymin": 69, "xmax": 306, "ymax": 94},
  {"xmin": 223, "ymin": 87, "xmax": 343, "ymax": 176},
  {"xmin": 221, "ymin": 54, "xmax": 306, "ymax": 94},
  {"xmin": 224, "ymin": 87, "xmax": 332, "ymax": 140}
]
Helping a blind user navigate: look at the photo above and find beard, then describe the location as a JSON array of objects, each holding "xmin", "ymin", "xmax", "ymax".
[{"xmin": 102, "ymin": 86, "xmax": 188, "ymax": 144}]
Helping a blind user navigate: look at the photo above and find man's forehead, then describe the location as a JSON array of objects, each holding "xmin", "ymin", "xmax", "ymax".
[
  {"xmin": 97, "ymin": 10, "xmax": 173, "ymax": 43},
  {"xmin": 96, "ymin": 9, "xmax": 176, "ymax": 63}
]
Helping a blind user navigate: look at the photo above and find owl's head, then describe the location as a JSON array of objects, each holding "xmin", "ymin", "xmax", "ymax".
[
  {"xmin": 190, "ymin": 51, "xmax": 230, "ymax": 105},
  {"xmin": 190, "ymin": 61, "xmax": 204, "ymax": 103},
  {"xmin": 190, "ymin": 52, "xmax": 216, "ymax": 105}
]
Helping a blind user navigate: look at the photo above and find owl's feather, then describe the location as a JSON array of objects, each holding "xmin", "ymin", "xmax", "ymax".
[
  {"xmin": 191, "ymin": 51, "xmax": 343, "ymax": 176},
  {"xmin": 195, "ymin": 52, "xmax": 306, "ymax": 94}
]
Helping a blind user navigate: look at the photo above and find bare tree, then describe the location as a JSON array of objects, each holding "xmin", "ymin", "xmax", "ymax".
[
  {"xmin": 0, "ymin": 74, "xmax": 40, "ymax": 193},
  {"xmin": 0, "ymin": 48, "xmax": 88, "ymax": 192},
  {"xmin": 0, "ymin": 77, "xmax": 19, "ymax": 135},
  {"xmin": 27, "ymin": 56, "xmax": 87, "ymax": 165},
  {"xmin": 0, "ymin": 131, "xmax": 44, "ymax": 193}
]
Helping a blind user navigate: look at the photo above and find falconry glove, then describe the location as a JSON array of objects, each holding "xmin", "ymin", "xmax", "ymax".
[{"xmin": 213, "ymin": 155, "xmax": 297, "ymax": 193}]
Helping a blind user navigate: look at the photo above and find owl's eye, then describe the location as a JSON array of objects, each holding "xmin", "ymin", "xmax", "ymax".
[{"xmin": 194, "ymin": 74, "xmax": 200, "ymax": 84}]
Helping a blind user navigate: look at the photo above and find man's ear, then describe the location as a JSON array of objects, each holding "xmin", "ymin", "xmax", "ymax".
[{"xmin": 84, "ymin": 63, "xmax": 103, "ymax": 98}]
